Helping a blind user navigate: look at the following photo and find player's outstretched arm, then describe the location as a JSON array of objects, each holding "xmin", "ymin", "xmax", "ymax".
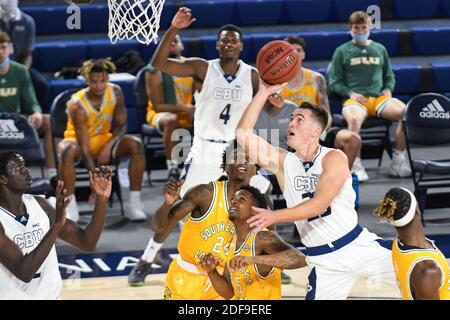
[
  {"xmin": 199, "ymin": 253, "xmax": 234, "ymax": 300},
  {"xmin": 236, "ymin": 79, "xmax": 288, "ymax": 174},
  {"xmin": 248, "ymin": 149, "xmax": 349, "ymax": 231},
  {"xmin": 410, "ymin": 260, "xmax": 442, "ymax": 300},
  {"xmin": 36, "ymin": 167, "xmax": 112, "ymax": 252},
  {"xmin": 230, "ymin": 231, "xmax": 306, "ymax": 270},
  {"xmin": 0, "ymin": 182, "xmax": 71, "ymax": 282},
  {"xmin": 151, "ymin": 7, "xmax": 207, "ymax": 80}
]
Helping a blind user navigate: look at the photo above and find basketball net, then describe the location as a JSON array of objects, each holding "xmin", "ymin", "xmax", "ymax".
[{"xmin": 108, "ymin": 0, "xmax": 165, "ymax": 45}]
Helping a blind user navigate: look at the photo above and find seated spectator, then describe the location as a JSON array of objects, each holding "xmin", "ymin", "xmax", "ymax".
[
  {"xmin": 58, "ymin": 59, "xmax": 146, "ymax": 222},
  {"xmin": 145, "ymin": 34, "xmax": 194, "ymax": 180},
  {"xmin": 0, "ymin": 0, "xmax": 50, "ymax": 108},
  {"xmin": 328, "ymin": 11, "xmax": 411, "ymax": 180},
  {"xmin": 0, "ymin": 31, "xmax": 56, "ymax": 180},
  {"xmin": 280, "ymin": 36, "xmax": 361, "ymax": 174}
]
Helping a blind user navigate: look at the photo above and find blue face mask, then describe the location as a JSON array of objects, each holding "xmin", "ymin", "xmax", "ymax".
[
  {"xmin": 0, "ymin": 58, "xmax": 10, "ymax": 68},
  {"xmin": 351, "ymin": 31, "xmax": 370, "ymax": 44}
]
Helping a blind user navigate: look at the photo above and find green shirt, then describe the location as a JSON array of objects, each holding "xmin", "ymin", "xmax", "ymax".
[
  {"xmin": 0, "ymin": 61, "xmax": 41, "ymax": 114},
  {"xmin": 328, "ymin": 40, "xmax": 396, "ymax": 99}
]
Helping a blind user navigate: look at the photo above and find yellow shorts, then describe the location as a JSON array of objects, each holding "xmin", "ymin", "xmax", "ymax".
[
  {"xmin": 62, "ymin": 133, "xmax": 112, "ymax": 158},
  {"xmin": 164, "ymin": 258, "xmax": 223, "ymax": 300},
  {"xmin": 343, "ymin": 96, "xmax": 391, "ymax": 118},
  {"xmin": 146, "ymin": 110, "xmax": 192, "ymax": 134}
]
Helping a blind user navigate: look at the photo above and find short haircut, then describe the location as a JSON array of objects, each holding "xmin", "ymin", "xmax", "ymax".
[
  {"xmin": 221, "ymin": 139, "xmax": 259, "ymax": 172},
  {"xmin": 217, "ymin": 24, "xmax": 243, "ymax": 40},
  {"xmin": 284, "ymin": 35, "xmax": 307, "ymax": 50},
  {"xmin": 298, "ymin": 102, "xmax": 328, "ymax": 131},
  {"xmin": 374, "ymin": 188, "xmax": 413, "ymax": 223},
  {"xmin": 349, "ymin": 11, "xmax": 371, "ymax": 27},
  {"xmin": 79, "ymin": 58, "xmax": 116, "ymax": 79},
  {"xmin": 238, "ymin": 185, "xmax": 268, "ymax": 209},
  {"xmin": 0, "ymin": 32, "xmax": 10, "ymax": 44},
  {"xmin": 0, "ymin": 152, "xmax": 20, "ymax": 176}
]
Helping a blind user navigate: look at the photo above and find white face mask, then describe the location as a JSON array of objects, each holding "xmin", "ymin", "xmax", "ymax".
[{"xmin": 0, "ymin": 0, "xmax": 19, "ymax": 22}]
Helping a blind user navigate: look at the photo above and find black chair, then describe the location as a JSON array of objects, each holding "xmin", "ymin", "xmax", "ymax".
[
  {"xmin": 134, "ymin": 67, "xmax": 167, "ymax": 184},
  {"xmin": 403, "ymin": 93, "xmax": 450, "ymax": 225},
  {"xmin": 0, "ymin": 112, "xmax": 52, "ymax": 195},
  {"xmin": 49, "ymin": 89, "xmax": 124, "ymax": 215},
  {"xmin": 332, "ymin": 114, "xmax": 393, "ymax": 166}
]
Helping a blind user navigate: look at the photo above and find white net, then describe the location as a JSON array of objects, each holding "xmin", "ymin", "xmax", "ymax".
[{"xmin": 108, "ymin": 0, "xmax": 166, "ymax": 45}]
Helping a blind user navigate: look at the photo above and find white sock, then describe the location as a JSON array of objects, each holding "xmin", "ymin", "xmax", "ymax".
[
  {"xmin": 141, "ymin": 238, "xmax": 163, "ymax": 263},
  {"xmin": 166, "ymin": 159, "xmax": 178, "ymax": 170},
  {"xmin": 46, "ymin": 168, "xmax": 58, "ymax": 179},
  {"xmin": 393, "ymin": 149, "xmax": 406, "ymax": 157},
  {"xmin": 129, "ymin": 190, "xmax": 141, "ymax": 202}
]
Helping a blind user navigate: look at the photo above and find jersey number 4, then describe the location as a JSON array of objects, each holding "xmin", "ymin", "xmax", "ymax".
[
  {"xmin": 220, "ymin": 104, "xmax": 231, "ymax": 124},
  {"xmin": 302, "ymin": 192, "xmax": 332, "ymax": 222}
]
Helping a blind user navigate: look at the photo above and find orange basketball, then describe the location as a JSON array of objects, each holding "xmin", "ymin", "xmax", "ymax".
[{"xmin": 256, "ymin": 40, "xmax": 300, "ymax": 85}]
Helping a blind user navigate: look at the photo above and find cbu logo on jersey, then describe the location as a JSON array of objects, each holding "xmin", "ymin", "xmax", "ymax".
[
  {"xmin": 13, "ymin": 228, "xmax": 44, "ymax": 249},
  {"xmin": 294, "ymin": 174, "xmax": 320, "ymax": 192},
  {"xmin": 213, "ymin": 87, "xmax": 242, "ymax": 101}
]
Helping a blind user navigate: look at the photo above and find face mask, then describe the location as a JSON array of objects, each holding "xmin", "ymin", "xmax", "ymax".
[
  {"xmin": 0, "ymin": 58, "xmax": 10, "ymax": 68},
  {"xmin": 351, "ymin": 31, "xmax": 370, "ymax": 44}
]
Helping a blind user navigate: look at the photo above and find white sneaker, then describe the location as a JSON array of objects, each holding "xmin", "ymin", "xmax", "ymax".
[
  {"xmin": 390, "ymin": 150, "xmax": 412, "ymax": 177},
  {"xmin": 351, "ymin": 157, "xmax": 369, "ymax": 182},
  {"xmin": 66, "ymin": 196, "xmax": 80, "ymax": 222},
  {"xmin": 118, "ymin": 167, "xmax": 130, "ymax": 188},
  {"xmin": 124, "ymin": 200, "xmax": 147, "ymax": 221}
]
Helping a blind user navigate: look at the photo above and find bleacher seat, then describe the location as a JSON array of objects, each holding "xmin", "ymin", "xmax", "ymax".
[
  {"xmin": 236, "ymin": 0, "xmax": 283, "ymax": 26},
  {"xmin": 88, "ymin": 39, "xmax": 141, "ymax": 60},
  {"xmin": 412, "ymin": 27, "xmax": 450, "ymax": 55},
  {"xmin": 33, "ymin": 40, "xmax": 88, "ymax": 73},
  {"xmin": 431, "ymin": 63, "xmax": 450, "ymax": 92},
  {"xmin": 186, "ymin": 0, "xmax": 236, "ymax": 27},
  {"xmin": 285, "ymin": 0, "xmax": 332, "ymax": 24},
  {"xmin": 392, "ymin": 64, "xmax": 422, "ymax": 94},
  {"xmin": 393, "ymin": 0, "xmax": 441, "ymax": 19},
  {"xmin": 333, "ymin": 0, "xmax": 381, "ymax": 22}
]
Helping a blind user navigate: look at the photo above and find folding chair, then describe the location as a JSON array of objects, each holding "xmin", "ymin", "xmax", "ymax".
[
  {"xmin": 0, "ymin": 112, "xmax": 52, "ymax": 195},
  {"xmin": 49, "ymin": 89, "xmax": 125, "ymax": 216},
  {"xmin": 403, "ymin": 93, "xmax": 450, "ymax": 225}
]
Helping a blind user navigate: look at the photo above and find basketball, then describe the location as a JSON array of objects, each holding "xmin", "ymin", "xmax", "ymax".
[{"xmin": 256, "ymin": 40, "xmax": 300, "ymax": 85}]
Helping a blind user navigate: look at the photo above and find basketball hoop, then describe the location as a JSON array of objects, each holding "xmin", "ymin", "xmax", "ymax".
[{"xmin": 108, "ymin": 0, "xmax": 166, "ymax": 45}]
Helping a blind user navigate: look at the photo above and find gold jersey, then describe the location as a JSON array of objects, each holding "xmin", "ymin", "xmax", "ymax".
[
  {"xmin": 392, "ymin": 237, "xmax": 450, "ymax": 300},
  {"xmin": 146, "ymin": 71, "xmax": 193, "ymax": 128},
  {"xmin": 280, "ymin": 68, "xmax": 319, "ymax": 106},
  {"xmin": 64, "ymin": 83, "xmax": 116, "ymax": 139},
  {"xmin": 178, "ymin": 180, "xmax": 235, "ymax": 273},
  {"xmin": 228, "ymin": 229, "xmax": 281, "ymax": 300}
]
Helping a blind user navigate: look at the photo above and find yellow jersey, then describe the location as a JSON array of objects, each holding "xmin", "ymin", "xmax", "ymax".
[
  {"xmin": 392, "ymin": 237, "xmax": 450, "ymax": 300},
  {"xmin": 64, "ymin": 83, "xmax": 116, "ymax": 139},
  {"xmin": 146, "ymin": 71, "xmax": 193, "ymax": 128},
  {"xmin": 178, "ymin": 180, "xmax": 235, "ymax": 273},
  {"xmin": 228, "ymin": 229, "xmax": 281, "ymax": 300},
  {"xmin": 280, "ymin": 68, "xmax": 319, "ymax": 106}
]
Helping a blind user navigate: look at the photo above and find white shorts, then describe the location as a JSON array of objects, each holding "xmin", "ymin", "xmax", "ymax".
[{"xmin": 304, "ymin": 228, "xmax": 399, "ymax": 300}]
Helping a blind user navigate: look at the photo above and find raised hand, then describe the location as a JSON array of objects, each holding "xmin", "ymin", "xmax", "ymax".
[
  {"xmin": 229, "ymin": 256, "xmax": 253, "ymax": 269},
  {"xmin": 268, "ymin": 93, "xmax": 284, "ymax": 108},
  {"xmin": 89, "ymin": 166, "xmax": 112, "ymax": 201},
  {"xmin": 55, "ymin": 180, "xmax": 71, "ymax": 226},
  {"xmin": 163, "ymin": 178, "xmax": 183, "ymax": 206},
  {"xmin": 171, "ymin": 7, "xmax": 196, "ymax": 29},
  {"xmin": 246, "ymin": 206, "xmax": 277, "ymax": 232},
  {"xmin": 198, "ymin": 253, "xmax": 220, "ymax": 273}
]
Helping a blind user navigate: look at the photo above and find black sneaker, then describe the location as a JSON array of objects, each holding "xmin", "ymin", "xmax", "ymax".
[
  {"xmin": 167, "ymin": 168, "xmax": 180, "ymax": 180},
  {"xmin": 281, "ymin": 271, "xmax": 292, "ymax": 285},
  {"xmin": 128, "ymin": 259, "xmax": 153, "ymax": 287}
]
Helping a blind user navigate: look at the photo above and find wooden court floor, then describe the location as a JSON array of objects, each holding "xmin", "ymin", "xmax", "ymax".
[{"xmin": 61, "ymin": 267, "xmax": 402, "ymax": 300}]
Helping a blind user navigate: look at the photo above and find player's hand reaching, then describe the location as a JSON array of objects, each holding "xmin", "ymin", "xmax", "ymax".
[
  {"xmin": 163, "ymin": 178, "xmax": 183, "ymax": 206},
  {"xmin": 268, "ymin": 93, "xmax": 284, "ymax": 108},
  {"xmin": 198, "ymin": 253, "xmax": 220, "ymax": 273},
  {"xmin": 172, "ymin": 7, "xmax": 196, "ymax": 30},
  {"xmin": 247, "ymin": 206, "xmax": 277, "ymax": 232},
  {"xmin": 54, "ymin": 180, "xmax": 71, "ymax": 227},
  {"xmin": 229, "ymin": 256, "xmax": 254, "ymax": 269},
  {"xmin": 258, "ymin": 78, "xmax": 287, "ymax": 98},
  {"xmin": 89, "ymin": 166, "xmax": 112, "ymax": 201}
]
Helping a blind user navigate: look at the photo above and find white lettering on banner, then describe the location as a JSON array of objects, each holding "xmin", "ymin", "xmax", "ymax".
[
  {"xmin": 419, "ymin": 99, "xmax": 450, "ymax": 119},
  {"xmin": 0, "ymin": 119, "xmax": 25, "ymax": 139}
]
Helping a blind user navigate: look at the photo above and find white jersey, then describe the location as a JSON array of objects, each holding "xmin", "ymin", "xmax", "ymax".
[
  {"xmin": 193, "ymin": 59, "xmax": 254, "ymax": 141},
  {"xmin": 283, "ymin": 146, "xmax": 358, "ymax": 248},
  {"xmin": 0, "ymin": 195, "xmax": 62, "ymax": 300}
]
